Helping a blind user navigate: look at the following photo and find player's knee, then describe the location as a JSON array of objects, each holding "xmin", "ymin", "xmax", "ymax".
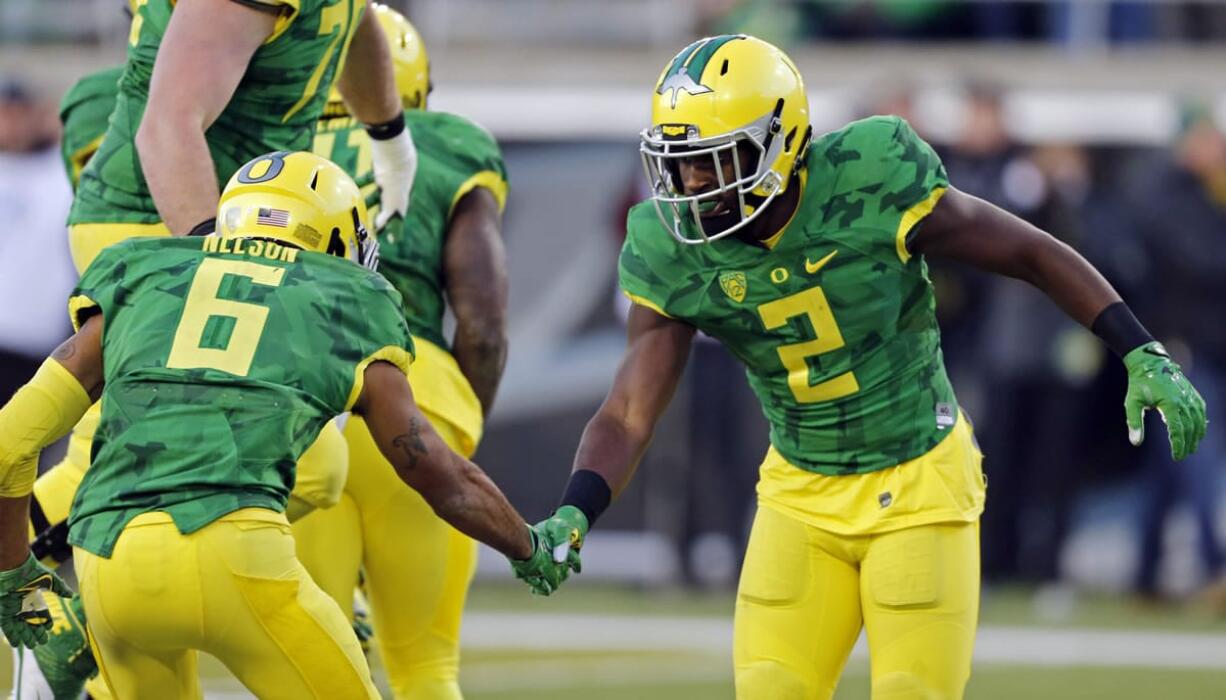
[
  {"xmin": 384, "ymin": 651, "xmax": 460, "ymax": 700},
  {"xmin": 872, "ymin": 670, "xmax": 956, "ymax": 700},
  {"xmin": 735, "ymin": 660, "xmax": 826, "ymax": 700}
]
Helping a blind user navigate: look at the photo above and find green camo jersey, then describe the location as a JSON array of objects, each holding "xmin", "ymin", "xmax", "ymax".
[
  {"xmin": 69, "ymin": 0, "xmax": 366, "ymax": 226},
  {"xmin": 313, "ymin": 108, "xmax": 508, "ymax": 348},
  {"xmin": 620, "ymin": 116, "xmax": 957, "ymax": 475},
  {"xmin": 66, "ymin": 236, "xmax": 414, "ymax": 557},
  {"xmin": 58, "ymin": 66, "xmax": 123, "ymax": 190}
]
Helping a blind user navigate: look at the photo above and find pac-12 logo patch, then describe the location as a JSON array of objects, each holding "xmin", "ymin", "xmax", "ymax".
[
  {"xmin": 935, "ymin": 402, "xmax": 955, "ymax": 429},
  {"xmin": 719, "ymin": 271, "xmax": 747, "ymax": 303}
]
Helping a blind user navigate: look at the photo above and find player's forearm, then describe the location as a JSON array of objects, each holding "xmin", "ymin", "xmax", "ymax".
[
  {"xmin": 452, "ymin": 323, "xmax": 507, "ymax": 417},
  {"xmin": 135, "ymin": 122, "xmax": 220, "ymax": 235},
  {"xmin": 386, "ymin": 416, "xmax": 531, "ymax": 559},
  {"xmin": 422, "ymin": 455, "xmax": 533, "ymax": 560},
  {"xmin": 336, "ymin": 9, "xmax": 401, "ymax": 125},
  {"xmin": 0, "ymin": 496, "xmax": 32, "ymax": 571},
  {"xmin": 1017, "ymin": 231, "xmax": 1123, "ymax": 328},
  {"xmin": 572, "ymin": 407, "xmax": 653, "ymax": 499},
  {"xmin": 920, "ymin": 188, "xmax": 1121, "ymax": 327}
]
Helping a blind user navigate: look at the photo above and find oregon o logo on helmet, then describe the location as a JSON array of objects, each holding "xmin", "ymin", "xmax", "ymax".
[{"xmin": 236, "ymin": 151, "xmax": 289, "ymax": 184}]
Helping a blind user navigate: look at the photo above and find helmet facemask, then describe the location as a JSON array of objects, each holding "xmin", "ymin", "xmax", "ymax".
[{"xmin": 641, "ymin": 106, "xmax": 786, "ymax": 244}]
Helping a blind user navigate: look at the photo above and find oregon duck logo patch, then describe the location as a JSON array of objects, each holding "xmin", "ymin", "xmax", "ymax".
[
  {"xmin": 719, "ymin": 271, "xmax": 747, "ymax": 303},
  {"xmin": 656, "ymin": 35, "xmax": 744, "ymax": 109}
]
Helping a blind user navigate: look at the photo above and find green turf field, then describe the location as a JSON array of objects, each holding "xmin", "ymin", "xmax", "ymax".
[{"xmin": 1, "ymin": 583, "xmax": 1222, "ymax": 698}]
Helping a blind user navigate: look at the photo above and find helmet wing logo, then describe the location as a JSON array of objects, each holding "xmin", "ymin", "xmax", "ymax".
[
  {"xmin": 719, "ymin": 271, "xmax": 747, "ymax": 303},
  {"xmin": 658, "ymin": 66, "xmax": 712, "ymax": 109}
]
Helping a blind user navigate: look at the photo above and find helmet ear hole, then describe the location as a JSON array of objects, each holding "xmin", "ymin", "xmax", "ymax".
[
  {"xmin": 310, "ymin": 170, "xmax": 320, "ymax": 191},
  {"xmin": 720, "ymin": 59, "xmax": 729, "ymax": 76}
]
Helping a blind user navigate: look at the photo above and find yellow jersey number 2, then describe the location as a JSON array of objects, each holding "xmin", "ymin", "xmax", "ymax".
[
  {"xmin": 757, "ymin": 285, "xmax": 859, "ymax": 403},
  {"xmin": 166, "ymin": 258, "xmax": 286, "ymax": 376}
]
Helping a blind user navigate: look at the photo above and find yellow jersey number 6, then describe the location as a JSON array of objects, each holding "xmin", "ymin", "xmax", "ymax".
[
  {"xmin": 167, "ymin": 258, "xmax": 286, "ymax": 377},
  {"xmin": 757, "ymin": 285, "xmax": 859, "ymax": 403}
]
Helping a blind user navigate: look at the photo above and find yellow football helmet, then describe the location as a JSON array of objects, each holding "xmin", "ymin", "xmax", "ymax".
[
  {"xmin": 325, "ymin": 4, "xmax": 430, "ymax": 113},
  {"xmin": 218, "ymin": 151, "xmax": 379, "ymax": 269},
  {"xmin": 641, "ymin": 34, "xmax": 811, "ymax": 244}
]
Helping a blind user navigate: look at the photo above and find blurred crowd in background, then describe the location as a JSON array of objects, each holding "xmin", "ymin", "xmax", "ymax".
[
  {"xmin": 697, "ymin": 0, "xmax": 1226, "ymax": 46},
  {"xmin": 0, "ymin": 0, "xmax": 1223, "ymax": 616}
]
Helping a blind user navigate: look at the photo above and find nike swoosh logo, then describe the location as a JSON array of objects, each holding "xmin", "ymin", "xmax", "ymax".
[{"xmin": 805, "ymin": 250, "xmax": 838, "ymax": 274}]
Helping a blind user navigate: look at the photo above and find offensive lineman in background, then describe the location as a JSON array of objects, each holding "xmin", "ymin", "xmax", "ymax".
[
  {"xmin": 534, "ymin": 35, "xmax": 1207, "ymax": 699},
  {"xmin": 18, "ymin": 0, "xmax": 416, "ymax": 695},
  {"xmin": 292, "ymin": 7, "xmax": 510, "ymax": 698},
  {"xmin": 0, "ymin": 152, "xmax": 566, "ymax": 698}
]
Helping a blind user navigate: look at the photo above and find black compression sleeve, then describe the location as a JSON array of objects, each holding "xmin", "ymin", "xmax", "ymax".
[
  {"xmin": 1091, "ymin": 301, "xmax": 1155, "ymax": 357},
  {"xmin": 559, "ymin": 469, "xmax": 612, "ymax": 526}
]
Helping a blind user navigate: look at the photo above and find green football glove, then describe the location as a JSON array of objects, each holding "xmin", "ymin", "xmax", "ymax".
[
  {"xmin": 1123, "ymin": 341, "xmax": 1208, "ymax": 461},
  {"xmin": 0, "ymin": 554, "xmax": 72, "ymax": 649},
  {"xmin": 510, "ymin": 525, "xmax": 571, "ymax": 596},
  {"xmin": 536, "ymin": 505, "xmax": 588, "ymax": 574}
]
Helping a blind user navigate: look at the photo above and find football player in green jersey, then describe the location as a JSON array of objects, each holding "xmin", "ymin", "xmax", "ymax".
[
  {"xmin": 0, "ymin": 151, "xmax": 567, "ymax": 699},
  {"xmin": 71, "ymin": 0, "xmax": 415, "ymax": 247},
  {"xmin": 290, "ymin": 7, "xmax": 510, "ymax": 699},
  {"xmin": 533, "ymin": 35, "xmax": 1208, "ymax": 699},
  {"xmin": 58, "ymin": 65, "xmax": 123, "ymax": 190},
  {"xmin": 50, "ymin": 0, "xmax": 414, "ymax": 559}
]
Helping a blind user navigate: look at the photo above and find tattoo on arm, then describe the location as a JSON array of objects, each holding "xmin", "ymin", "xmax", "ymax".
[
  {"xmin": 51, "ymin": 339, "xmax": 77, "ymax": 362},
  {"xmin": 391, "ymin": 416, "xmax": 429, "ymax": 470}
]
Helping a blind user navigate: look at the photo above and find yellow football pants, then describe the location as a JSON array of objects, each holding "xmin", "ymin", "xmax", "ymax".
[
  {"xmin": 293, "ymin": 409, "xmax": 478, "ymax": 700},
  {"xmin": 73, "ymin": 508, "xmax": 378, "ymax": 700},
  {"xmin": 734, "ymin": 505, "xmax": 979, "ymax": 700}
]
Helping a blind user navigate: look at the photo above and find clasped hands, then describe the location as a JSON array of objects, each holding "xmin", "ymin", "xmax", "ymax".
[{"xmin": 509, "ymin": 506, "xmax": 588, "ymax": 596}]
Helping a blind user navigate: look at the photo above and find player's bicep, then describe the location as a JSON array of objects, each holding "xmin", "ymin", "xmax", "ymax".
[
  {"xmin": 913, "ymin": 186, "xmax": 1052, "ymax": 279},
  {"xmin": 146, "ymin": 0, "xmax": 277, "ymax": 129},
  {"xmin": 51, "ymin": 314, "xmax": 105, "ymax": 401},
  {"xmin": 354, "ymin": 361, "xmax": 456, "ymax": 489},
  {"xmin": 445, "ymin": 187, "xmax": 508, "ymax": 332}
]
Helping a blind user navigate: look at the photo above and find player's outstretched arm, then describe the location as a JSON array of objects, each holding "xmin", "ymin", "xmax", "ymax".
[
  {"xmin": 135, "ymin": 0, "xmax": 277, "ymax": 236},
  {"xmin": 535, "ymin": 304, "xmax": 696, "ymax": 570},
  {"xmin": 337, "ymin": 7, "xmax": 417, "ymax": 229},
  {"xmin": 915, "ymin": 187, "xmax": 1207, "ymax": 460},
  {"xmin": 355, "ymin": 361, "xmax": 567, "ymax": 593},
  {"xmin": 0, "ymin": 317, "xmax": 102, "ymax": 647},
  {"xmin": 445, "ymin": 188, "xmax": 508, "ymax": 416}
]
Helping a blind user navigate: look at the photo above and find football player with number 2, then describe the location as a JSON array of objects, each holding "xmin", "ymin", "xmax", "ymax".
[{"xmin": 534, "ymin": 34, "xmax": 1207, "ymax": 699}]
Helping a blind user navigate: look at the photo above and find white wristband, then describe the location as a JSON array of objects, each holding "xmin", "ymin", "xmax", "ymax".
[{"xmin": 370, "ymin": 128, "xmax": 417, "ymax": 228}]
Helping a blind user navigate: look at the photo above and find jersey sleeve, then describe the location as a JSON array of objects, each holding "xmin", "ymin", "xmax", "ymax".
[
  {"xmin": 617, "ymin": 204, "xmax": 678, "ymax": 319},
  {"xmin": 68, "ymin": 241, "xmax": 132, "ymax": 331},
  {"xmin": 840, "ymin": 116, "xmax": 949, "ymax": 264},
  {"xmin": 342, "ymin": 273, "xmax": 417, "ymax": 411},
  {"xmin": 444, "ymin": 117, "xmax": 509, "ymax": 217},
  {"xmin": 58, "ymin": 67, "xmax": 122, "ymax": 190}
]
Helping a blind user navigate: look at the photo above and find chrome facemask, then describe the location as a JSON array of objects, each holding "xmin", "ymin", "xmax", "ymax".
[{"xmin": 639, "ymin": 111, "xmax": 784, "ymax": 244}]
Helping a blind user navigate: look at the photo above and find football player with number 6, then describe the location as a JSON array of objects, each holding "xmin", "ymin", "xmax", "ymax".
[{"xmin": 0, "ymin": 152, "xmax": 566, "ymax": 699}]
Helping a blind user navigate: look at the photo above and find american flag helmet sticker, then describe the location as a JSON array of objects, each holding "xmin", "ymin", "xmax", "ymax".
[{"xmin": 257, "ymin": 208, "xmax": 290, "ymax": 228}]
